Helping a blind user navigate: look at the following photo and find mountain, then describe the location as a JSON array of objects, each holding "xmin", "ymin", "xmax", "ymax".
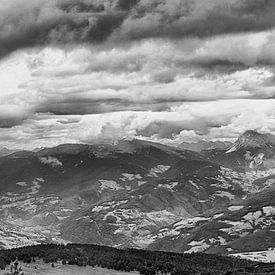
[
  {"xmin": 178, "ymin": 140, "xmax": 232, "ymax": 152},
  {"xmin": 0, "ymin": 147, "xmax": 17, "ymax": 157},
  {"xmin": 0, "ymin": 131, "xmax": 274, "ymax": 263},
  {"xmin": 0, "ymin": 139, "xmax": 238, "ymax": 249},
  {"xmin": 226, "ymin": 130, "xmax": 275, "ymax": 154},
  {"xmin": 0, "ymin": 140, "xmax": 200, "ymax": 248},
  {"xmin": 148, "ymin": 131, "xmax": 275, "ymax": 261},
  {"xmin": 204, "ymin": 130, "xmax": 275, "ymax": 173}
]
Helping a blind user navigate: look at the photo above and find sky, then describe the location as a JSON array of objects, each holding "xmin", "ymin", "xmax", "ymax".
[{"xmin": 0, "ymin": 0, "xmax": 275, "ymax": 149}]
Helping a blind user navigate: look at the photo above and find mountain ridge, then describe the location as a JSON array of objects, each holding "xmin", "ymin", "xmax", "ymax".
[{"xmin": 226, "ymin": 130, "xmax": 275, "ymax": 154}]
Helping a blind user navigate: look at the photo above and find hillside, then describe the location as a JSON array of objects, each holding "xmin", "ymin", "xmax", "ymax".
[
  {"xmin": 0, "ymin": 243, "xmax": 273, "ymax": 275},
  {"xmin": 149, "ymin": 186, "xmax": 275, "ymax": 257},
  {"xmin": 0, "ymin": 131, "xmax": 274, "ymax": 261}
]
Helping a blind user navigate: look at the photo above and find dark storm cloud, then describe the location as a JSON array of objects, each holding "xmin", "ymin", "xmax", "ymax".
[
  {"xmin": 111, "ymin": 0, "xmax": 275, "ymax": 40},
  {"xmin": 36, "ymin": 100, "xmax": 136, "ymax": 115},
  {"xmin": 35, "ymin": 98, "xmax": 181, "ymax": 116},
  {"xmin": 1, "ymin": 0, "xmax": 275, "ymax": 136},
  {"xmin": 0, "ymin": 118, "xmax": 25, "ymax": 128},
  {"xmin": 1, "ymin": 0, "xmax": 275, "ymax": 59},
  {"xmin": 0, "ymin": 0, "xmax": 127, "ymax": 59},
  {"xmin": 187, "ymin": 60, "xmax": 249, "ymax": 72},
  {"xmin": 115, "ymin": 0, "xmax": 140, "ymax": 11},
  {"xmin": 0, "ymin": 107, "xmax": 30, "ymax": 128}
]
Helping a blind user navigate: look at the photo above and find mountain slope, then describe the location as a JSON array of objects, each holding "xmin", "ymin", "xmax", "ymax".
[
  {"xmin": 148, "ymin": 185, "xmax": 275, "ymax": 256},
  {"xmin": 0, "ymin": 139, "xmax": 244, "ymax": 249},
  {"xmin": 204, "ymin": 130, "xmax": 275, "ymax": 173},
  {"xmin": 226, "ymin": 130, "xmax": 275, "ymax": 153},
  {"xmin": 147, "ymin": 131, "xmax": 275, "ymax": 258},
  {"xmin": 0, "ymin": 140, "xmax": 205, "ymax": 248},
  {"xmin": 0, "ymin": 131, "xmax": 274, "ymax": 261}
]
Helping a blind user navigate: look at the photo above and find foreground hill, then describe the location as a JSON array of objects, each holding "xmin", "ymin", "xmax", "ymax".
[
  {"xmin": 0, "ymin": 243, "xmax": 274, "ymax": 275},
  {"xmin": 0, "ymin": 131, "xmax": 274, "ymax": 260},
  {"xmin": 0, "ymin": 261, "xmax": 138, "ymax": 275}
]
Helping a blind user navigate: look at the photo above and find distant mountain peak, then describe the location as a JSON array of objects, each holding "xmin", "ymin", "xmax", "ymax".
[{"xmin": 226, "ymin": 130, "xmax": 275, "ymax": 153}]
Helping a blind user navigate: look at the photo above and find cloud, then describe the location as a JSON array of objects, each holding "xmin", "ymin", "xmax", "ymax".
[
  {"xmin": 0, "ymin": 1, "xmax": 275, "ymax": 147},
  {"xmin": 1, "ymin": 0, "xmax": 275, "ymax": 59},
  {"xmin": 0, "ymin": 104, "xmax": 32, "ymax": 128},
  {"xmin": 0, "ymin": 99, "xmax": 274, "ymax": 149},
  {"xmin": 1, "ymin": 29, "xmax": 275, "ymax": 128},
  {"xmin": 111, "ymin": 0, "xmax": 275, "ymax": 40},
  {"xmin": 187, "ymin": 31, "xmax": 275, "ymax": 68},
  {"xmin": 0, "ymin": 0, "xmax": 126, "ymax": 58}
]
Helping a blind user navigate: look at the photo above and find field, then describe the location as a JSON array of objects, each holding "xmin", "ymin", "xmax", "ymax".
[{"xmin": 0, "ymin": 260, "xmax": 139, "ymax": 275}]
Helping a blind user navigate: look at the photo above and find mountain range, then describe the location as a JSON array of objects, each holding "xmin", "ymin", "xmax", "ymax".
[{"xmin": 0, "ymin": 130, "xmax": 274, "ymax": 262}]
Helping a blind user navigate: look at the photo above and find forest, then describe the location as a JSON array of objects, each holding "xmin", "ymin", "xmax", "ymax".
[{"xmin": 0, "ymin": 244, "xmax": 274, "ymax": 274}]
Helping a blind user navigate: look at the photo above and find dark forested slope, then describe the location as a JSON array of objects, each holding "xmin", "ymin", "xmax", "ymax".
[{"xmin": 0, "ymin": 244, "xmax": 274, "ymax": 275}]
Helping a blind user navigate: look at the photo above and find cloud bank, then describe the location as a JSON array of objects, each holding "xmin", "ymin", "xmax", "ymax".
[{"xmin": 0, "ymin": 0, "xmax": 275, "ymax": 148}]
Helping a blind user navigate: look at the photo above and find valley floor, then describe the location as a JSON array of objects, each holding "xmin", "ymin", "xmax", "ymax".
[{"xmin": 0, "ymin": 260, "xmax": 138, "ymax": 275}]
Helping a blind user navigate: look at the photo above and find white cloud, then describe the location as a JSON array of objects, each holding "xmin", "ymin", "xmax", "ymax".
[
  {"xmin": 0, "ymin": 33, "xmax": 275, "ymax": 125},
  {"xmin": 0, "ymin": 11, "xmax": 275, "ymax": 147},
  {"xmin": 0, "ymin": 99, "xmax": 274, "ymax": 149}
]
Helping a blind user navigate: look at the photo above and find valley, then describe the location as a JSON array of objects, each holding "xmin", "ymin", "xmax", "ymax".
[{"xmin": 0, "ymin": 131, "xmax": 274, "ymax": 263}]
